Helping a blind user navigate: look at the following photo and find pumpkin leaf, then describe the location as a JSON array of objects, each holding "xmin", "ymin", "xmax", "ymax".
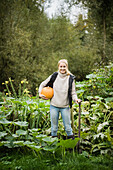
[
  {"xmin": 13, "ymin": 121, "xmax": 28, "ymax": 127},
  {"xmin": 42, "ymin": 137, "xmax": 58, "ymax": 144},
  {"xmin": 43, "ymin": 145, "xmax": 58, "ymax": 152},
  {"xmin": 57, "ymin": 138, "xmax": 80, "ymax": 149},
  {"xmin": 13, "ymin": 141, "xmax": 24, "ymax": 146},
  {"xmin": 24, "ymin": 141, "xmax": 35, "ymax": 145},
  {"xmin": 0, "ymin": 131, "xmax": 7, "ymax": 139},
  {"xmin": 27, "ymin": 145, "xmax": 42, "ymax": 152},
  {"xmin": 16, "ymin": 129, "xmax": 27, "ymax": 136},
  {"xmin": 36, "ymin": 134, "xmax": 47, "ymax": 139},
  {"xmin": 0, "ymin": 118, "xmax": 12, "ymax": 124}
]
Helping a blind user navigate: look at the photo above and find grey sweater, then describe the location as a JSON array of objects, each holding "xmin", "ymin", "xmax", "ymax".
[{"xmin": 39, "ymin": 71, "xmax": 78, "ymax": 108}]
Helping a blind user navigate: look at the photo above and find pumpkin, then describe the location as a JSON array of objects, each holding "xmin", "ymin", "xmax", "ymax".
[{"xmin": 41, "ymin": 87, "xmax": 54, "ymax": 99}]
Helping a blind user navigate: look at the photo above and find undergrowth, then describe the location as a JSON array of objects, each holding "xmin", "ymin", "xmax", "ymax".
[{"xmin": 0, "ymin": 147, "xmax": 113, "ymax": 170}]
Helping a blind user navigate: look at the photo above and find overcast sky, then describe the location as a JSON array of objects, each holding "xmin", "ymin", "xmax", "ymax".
[{"xmin": 44, "ymin": 0, "xmax": 87, "ymax": 24}]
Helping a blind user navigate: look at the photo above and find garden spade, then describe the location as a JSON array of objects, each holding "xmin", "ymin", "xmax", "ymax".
[
  {"xmin": 71, "ymin": 102, "xmax": 82, "ymax": 153},
  {"xmin": 77, "ymin": 102, "xmax": 82, "ymax": 153},
  {"xmin": 71, "ymin": 106, "xmax": 75, "ymax": 133}
]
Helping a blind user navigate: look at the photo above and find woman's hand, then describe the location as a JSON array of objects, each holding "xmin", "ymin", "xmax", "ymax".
[
  {"xmin": 39, "ymin": 93, "xmax": 49, "ymax": 100},
  {"xmin": 75, "ymin": 99, "xmax": 82, "ymax": 104}
]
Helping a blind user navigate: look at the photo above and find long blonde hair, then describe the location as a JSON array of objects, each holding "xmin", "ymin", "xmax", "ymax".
[{"xmin": 58, "ymin": 59, "xmax": 71, "ymax": 75}]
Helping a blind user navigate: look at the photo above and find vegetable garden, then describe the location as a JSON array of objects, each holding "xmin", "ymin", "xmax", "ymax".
[{"xmin": 0, "ymin": 63, "xmax": 113, "ymax": 169}]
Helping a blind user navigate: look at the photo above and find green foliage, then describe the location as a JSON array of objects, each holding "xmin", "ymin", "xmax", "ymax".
[
  {"xmin": 0, "ymin": 65, "xmax": 113, "ymax": 157},
  {"xmin": 75, "ymin": 63, "xmax": 113, "ymax": 155},
  {"xmin": 57, "ymin": 138, "xmax": 80, "ymax": 157},
  {"xmin": 0, "ymin": 63, "xmax": 113, "ymax": 157},
  {"xmin": 0, "ymin": 0, "xmax": 113, "ymax": 157},
  {"xmin": 76, "ymin": 0, "xmax": 113, "ymax": 63},
  {"xmin": 0, "ymin": 0, "xmax": 56, "ymax": 94},
  {"xmin": 0, "ymin": 148, "xmax": 113, "ymax": 170},
  {"xmin": 1, "ymin": 0, "xmax": 110, "ymax": 93},
  {"xmin": 76, "ymin": 63, "xmax": 113, "ymax": 99}
]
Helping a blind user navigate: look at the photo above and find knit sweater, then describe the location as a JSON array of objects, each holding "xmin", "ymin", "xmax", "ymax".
[{"xmin": 39, "ymin": 71, "xmax": 78, "ymax": 108}]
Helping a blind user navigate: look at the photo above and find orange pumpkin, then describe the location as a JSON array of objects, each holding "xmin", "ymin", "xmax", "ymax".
[{"xmin": 41, "ymin": 87, "xmax": 54, "ymax": 99}]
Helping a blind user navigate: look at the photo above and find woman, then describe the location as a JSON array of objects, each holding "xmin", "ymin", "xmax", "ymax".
[{"xmin": 39, "ymin": 59, "xmax": 81, "ymax": 139}]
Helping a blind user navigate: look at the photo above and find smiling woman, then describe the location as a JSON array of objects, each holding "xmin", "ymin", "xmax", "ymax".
[
  {"xmin": 58, "ymin": 59, "xmax": 68, "ymax": 74},
  {"xmin": 39, "ymin": 59, "xmax": 81, "ymax": 138}
]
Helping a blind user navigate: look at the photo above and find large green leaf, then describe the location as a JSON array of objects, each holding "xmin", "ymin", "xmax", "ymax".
[
  {"xmin": 24, "ymin": 141, "xmax": 35, "ymax": 145},
  {"xmin": 27, "ymin": 145, "xmax": 42, "ymax": 152},
  {"xmin": 76, "ymin": 90, "xmax": 85, "ymax": 94},
  {"xmin": 57, "ymin": 138, "xmax": 80, "ymax": 149},
  {"xmin": 12, "ymin": 134, "xmax": 19, "ymax": 138},
  {"xmin": 13, "ymin": 141, "xmax": 24, "ymax": 146},
  {"xmin": 0, "ymin": 118, "xmax": 12, "ymax": 124},
  {"xmin": 28, "ymin": 128, "xmax": 41, "ymax": 132},
  {"xmin": 0, "ymin": 142, "xmax": 4, "ymax": 147},
  {"xmin": 105, "ymin": 97, "xmax": 113, "ymax": 102},
  {"xmin": 76, "ymin": 84, "xmax": 86, "ymax": 88},
  {"xmin": 43, "ymin": 145, "xmax": 58, "ymax": 152},
  {"xmin": 36, "ymin": 134, "xmax": 47, "ymax": 139},
  {"xmin": 0, "ymin": 131, "xmax": 7, "ymax": 139},
  {"xmin": 16, "ymin": 129, "xmax": 27, "ymax": 136},
  {"xmin": 42, "ymin": 137, "xmax": 58, "ymax": 144},
  {"xmin": 86, "ymin": 73, "xmax": 97, "ymax": 79},
  {"xmin": 13, "ymin": 121, "xmax": 28, "ymax": 127}
]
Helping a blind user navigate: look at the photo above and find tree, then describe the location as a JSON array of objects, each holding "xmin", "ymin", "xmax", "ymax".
[
  {"xmin": 75, "ymin": 0, "xmax": 113, "ymax": 64},
  {"xmin": 0, "ymin": 0, "xmax": 52, "ymax": 94},
  {"xmin": 1, "ymin": 0, "xmax": 110, "ymax": 94}
]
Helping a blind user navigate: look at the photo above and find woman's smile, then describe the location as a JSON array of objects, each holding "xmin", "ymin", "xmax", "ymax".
[{"xmin": 59, "ymin": 62, "xmax": 67, "ymax": 74}]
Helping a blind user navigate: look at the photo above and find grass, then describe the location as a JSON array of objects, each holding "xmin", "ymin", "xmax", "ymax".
[{"xmin": 0, "ymin": 147, "xmax": 113, "ymax": 170}]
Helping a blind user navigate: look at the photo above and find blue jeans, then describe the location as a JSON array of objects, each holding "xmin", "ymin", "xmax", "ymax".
[{"xmin": 50, "ymin": 105, "xmax": 73, "ymax": 136}]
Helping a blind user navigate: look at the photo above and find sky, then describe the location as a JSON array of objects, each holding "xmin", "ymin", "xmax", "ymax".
[{"xmin": 44, "ymin": 0, "xmax": 88, "ymax": 24}]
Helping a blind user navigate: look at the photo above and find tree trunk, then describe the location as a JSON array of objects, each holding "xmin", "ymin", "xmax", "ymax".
[{"xmin": 103, "ymin": 12, "xmax": 106, "ymax": 63}]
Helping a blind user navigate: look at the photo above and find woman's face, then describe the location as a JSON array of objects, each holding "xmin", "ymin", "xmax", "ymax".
[{"xmin": 58, "ymin": 62, "xmax": 67, "ymax": 74}]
